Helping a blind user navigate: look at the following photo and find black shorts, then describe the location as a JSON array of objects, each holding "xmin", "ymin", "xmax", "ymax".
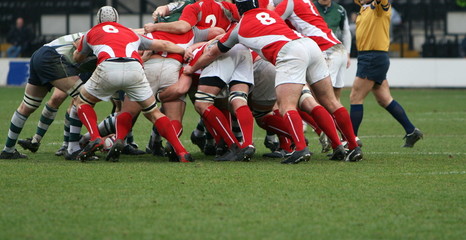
[
  {"xmin": 356, "ymin": 51, "xmax": 390, "ymax": 84},
  {"xmin": 28, "ymin": 46, "xmax": 79, "ymax": 87}
]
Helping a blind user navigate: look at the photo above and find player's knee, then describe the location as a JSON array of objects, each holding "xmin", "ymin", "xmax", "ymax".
[
  {"xmin": 78, "ymin": 93, "xmax": 96, "ymax": 107},
  {"xmin": 229, "ymin": 91, "xmax": 248, "ymax": 106},
  {"xmin": 194, "ymin": 91, "xmax": 216, "ymax": 104},
  {"xmin": 22, "ymin": 93, "xmax": 43, "ymax": 112},
  {"xmin": 141, "ymin": 101, "xmax": 158, "ymax": 114},
  {"xmin": 194, "ymin": 91, "xmax": 216, "ymax": 114},
  {"xmin": 66, "ymin": 79, "xmax": 84, "ymax": 98},
  {"xmin": 299, "ymin": 88, "xmax": 313, "ymax": 109}
]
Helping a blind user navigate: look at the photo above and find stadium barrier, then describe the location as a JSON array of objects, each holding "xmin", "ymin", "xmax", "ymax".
[{"xmin": 1, "ymin": 58, "xmax": 465, "ymax": 88}]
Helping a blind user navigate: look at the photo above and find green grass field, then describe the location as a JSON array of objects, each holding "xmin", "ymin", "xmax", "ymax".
[{"xmin": 0, "ymin": 87, "xmax": 465, "ymax": 239}]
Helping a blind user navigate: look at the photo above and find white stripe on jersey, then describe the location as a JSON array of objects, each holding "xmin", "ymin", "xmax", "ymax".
[
  {"xmin": 87, "ymin": 40, "xmax": 140, "ymax": 58},
  {"xmin": 238, "ymin": 34, "xmax": 295, "ymax": 57},
  {"xmin": 289, "ymin": 14, "xmax": 339, "ymax": 45},
  {"xmin": 126, "ymin": 40, "xmax": 140, "ymax": 57},
  {"xmin": 88, "ymin": 44, "xmax": 116, "ymax": 58}
]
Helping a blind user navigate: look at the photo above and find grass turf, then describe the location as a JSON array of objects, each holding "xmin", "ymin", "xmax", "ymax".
[{"xmin": 0, "ymin": 87, "xmax": 465, "ymax": 239}]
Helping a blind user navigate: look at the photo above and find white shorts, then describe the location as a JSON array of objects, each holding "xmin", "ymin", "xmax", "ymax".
[
  {"xmin": 200, "ymin": 44, "xmax": 254, "ymax": 88},
  {"xmin": 84, "ymin": 61, "xmax": 153, "ymax": 102},
  {"xmin": 275, "ymin": 38, "xmax": 329, "ymax": 87},
  {"xmin": 323, "ymin": 44, "xmax": 347, "ymax": 88},
  {"xmin": 144, "ymin": 58, "xmax": 182, "ymax": 94},
  {"xmin": 251, "ymin": 58, "xmax": 276, "ymax": 106}
]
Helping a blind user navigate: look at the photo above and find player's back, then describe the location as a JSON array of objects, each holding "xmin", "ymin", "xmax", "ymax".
[
  {"xmin": 86, "ymin": 22, "xmax": 141, "ymax": 63},
  {"xmin": 44, "ymin": 32, "xmax": 83, "ymax": 63},
  {"xmin": 180, "ymin": 0, "xmax": 240, "ymax": 31},
  {"xmin": 146, "ymin": 30, "xmax": 194, "ymax": 62},
  {"xmin": 229, "ymin": 8, "xmax": 302, "ymax": 64},
  {"xmin": 274, "ymin": 0, "xmax": 340, "ymax": 51}
]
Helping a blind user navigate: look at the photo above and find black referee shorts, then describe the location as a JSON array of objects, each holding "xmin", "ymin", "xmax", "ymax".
[{"xmin": 356, "ymin": 51, "xmax": 390, "ymax": 84}]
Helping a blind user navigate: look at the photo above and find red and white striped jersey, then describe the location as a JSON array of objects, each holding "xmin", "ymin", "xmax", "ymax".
[
  {"xmin": 146, "ymin": 30, "xmax": 194, "ymax": 63},
  {"xmin": 274, "ymin": 0, "xmax": 341, "ymax": 51},
  {"xmin": 186, "ymin": 42, "xmax": 210, "ymax": 75},
  {"xmin": 78, "ymin": 22, "xmax": 153, "ymax": 64},
  {"xmin": 219, "ymin": 8, "xmax": 302, "ymax": 65},
  {"xmin": 258, "ymin": 0, "xmax": 274, "ymax": 8},
  {"xmin": 179, "ymin": 0, "xmax": 240, "ymax": 31}
]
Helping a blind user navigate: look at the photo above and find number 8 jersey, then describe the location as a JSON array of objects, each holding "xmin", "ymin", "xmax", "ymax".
[{"xmin": 219, "ymin": 8, "xmax": 303, "ymax": 65}]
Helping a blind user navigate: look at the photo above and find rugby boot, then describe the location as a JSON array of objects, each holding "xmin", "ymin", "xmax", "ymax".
[
  {"xmin": 403, "ymin": 128, "xmax": 423, "ymax": 148},
  {"xmin": 281, "ymin": 148, "xmax": 312, "ymax": 164},
  {"xmin": 18, "ymin": 138, "xmax": 40, "ymax": 153}
]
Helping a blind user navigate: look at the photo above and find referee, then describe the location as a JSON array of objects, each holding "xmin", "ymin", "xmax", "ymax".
[{"xmin": 349, "ymin": 0, "xmax": 423, "ymax": 148}]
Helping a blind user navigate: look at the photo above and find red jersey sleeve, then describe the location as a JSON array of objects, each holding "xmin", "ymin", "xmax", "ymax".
[{"xmin": 179, "ymin": 4, "xmax": 200, "ymax": 27}]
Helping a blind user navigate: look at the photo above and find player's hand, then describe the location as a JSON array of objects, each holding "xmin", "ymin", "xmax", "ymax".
[
  {"xmin": 184, "ymin": 47, "xmax": 194, "ymax": 62},
  {"xmin": 152, "ymin": 6, "xmax": 168, "ymax": 21},
  {"xmin": 141, "ymin": 50, "xmax": 153, "ymax": 62},
  {"xmin": 144, "ymin": 23, "xmax": 156, "ymax": 33},
  {"xmin": 183, "ymin": 66, "xmax": 193, "ymax": 75}
]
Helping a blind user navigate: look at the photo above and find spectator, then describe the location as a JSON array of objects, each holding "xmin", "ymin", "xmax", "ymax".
[
  {"xmin": 6, "ymin": 17, "xmax": 33, "ymax": 58},
  {"xmin": 461, "ymin": 36, "xmax": 466, "ymax": 57}
]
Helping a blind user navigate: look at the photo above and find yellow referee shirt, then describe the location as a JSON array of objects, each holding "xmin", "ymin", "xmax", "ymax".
[{"xmin": 355, "ymin": 0, "xmax": 391, "ymax": 52}]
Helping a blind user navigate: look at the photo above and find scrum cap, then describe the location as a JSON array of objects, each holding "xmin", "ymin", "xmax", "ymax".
[
  {"xmin": 97, "ymin": 6, "xmax": 119, "ymax": 24},
  {"xmin": 235, "ymin": 0, "xmax": 259, "ymax": 15}
]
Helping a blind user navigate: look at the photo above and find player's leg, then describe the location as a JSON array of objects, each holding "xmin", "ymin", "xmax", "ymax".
[
  {"xmin": 65, "ymin": 103, "xmax": 83, "ymax": 160},
  {"xmin": 1, "ymin": 84, "xmax": 48, "ymax": 159},
  {"xmin": 194, "ymin": 84, "xmax": 239, "ymax": 151},
  {"xmin": 275, "ymin": 83, "xmax": 312, "ymax": 164},
  {"xmin": 55, "ymin": 108, "xmax": 71, "ymax": 156},
  {"xmin": 159, "ymin": 100, "xmax": 186, "ymax": 160},
  {"xmin": 18, "ymin": 88, "xmax": 68, "ymax": 153},
  {"xmin": 138, "ymin": 96, "xmax": 193, "ymax": 162},
  {"xmin": 74, "ymin": 87, "xmax": 104, "ymax": 160},
  {"xmin": 229, "ymin": 83, "xmax": 254, "ymax": 147},
  {"xmin": 114, "ymin": 95, "xmax": 145, "ymax": 155},
  {"xmin": 311, "ymin": 76, "xmax": 360, "ymax": 155},
  {"xmin": 251, "ymin": 58, "xmax": 279, "ymax": 153},
  {"xmin": 325, "ymin": 44, "xmax": 347, "ymax": 102},
  {"xmin": 298, "ymin": 87, "xmax": 343, "ymax": 158}
]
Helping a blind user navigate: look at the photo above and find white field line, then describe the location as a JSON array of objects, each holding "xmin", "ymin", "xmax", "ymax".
[
  {"xmin": 365, "ymin": 151, "xmax": 466, "ymax": 155},
  {"xmin": 401, "ymin": 171, "xmax": 466, "ymax": 176}
]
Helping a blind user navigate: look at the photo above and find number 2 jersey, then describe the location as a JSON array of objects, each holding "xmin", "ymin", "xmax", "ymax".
[
  {"xmin": 219, "ymin": 8, "xmax": 303, "ymax": 65},
  {"xmin": 179, "ymin": 0, "xmax": 240, "ymax": 31}
]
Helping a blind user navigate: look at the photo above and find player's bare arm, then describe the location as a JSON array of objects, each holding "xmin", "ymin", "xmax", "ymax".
[
  {"xmin": 150, "ymin": 39, "xmax": 185, "ymax": 55},
  {"xmin": 143, "ymin": 20, "xmax": 191, "ymax": 34},
  {"xmin": 131, "ymin": 28, "xmax": 146, "ymax": 35},
  {"xmin": 184, "ymin": 44, "xmax": 223, "ymax": 74}
]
